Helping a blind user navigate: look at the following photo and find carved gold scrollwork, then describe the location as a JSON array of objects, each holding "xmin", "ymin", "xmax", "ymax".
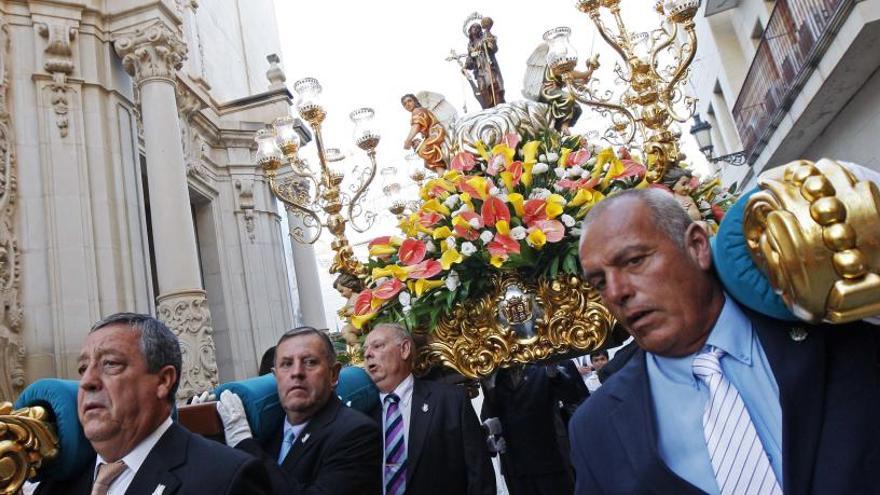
[
  {"xmin": 0, "ymin": 403, "xmax": 58, "ymax": 495},
  {"xmin": 743, "ymin": 159, "xmax": 880, "ymax": 323},
  {"xmin": 417, "ymin": 273, "xmax": 615, "ymax": 379}
]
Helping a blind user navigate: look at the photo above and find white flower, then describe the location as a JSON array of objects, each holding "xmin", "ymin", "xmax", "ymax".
[
  {"xmin": 532, "ymin": 163, "xmax": 549, "ymax": 175},
  {"xmin": 568, "ymin": 165, "xmax": 584, "ymax": 178},
  {"xmin": 445, "ymin": 271, "xmax": 461, "ymax": 291},
  {"xmin": 553, "ymin": 184, "xmax": 565, "ymax": 192},
  {"xmin": 539, "ymin": 153, "xmax": 547, "ymax": 162},
  {"xmin": 425, "ymin": 241, "xmax": 436, "ymax": 253},
  {"xmin": 461, "ymin": 242, "xmax": 477, "ymax": 256},
  {"xmin": 510, "ymin": 226, "xmax": 527, "ymax": 240},
  {"xmin": 480, "ymin": 230, "xmax": 494, "ymax": 244},
  {"xmin": 469, "ymin": 218, "xmax": 481, "ymax": 229},
  {"xmin": 529, "ymin": 188, "xmax": 552, "ymax": 200},
  {"xmin": 398, "ymin": 291, "xmax": 412, "ymax": 306},
  {"xmin": 443, "ymin": 194, "xmax": 460, "ymax": 209},
  {"xmin": 570, "ymin": 227, "xmax": 582, "ymax": 237},
  {"xmin": 554, "ymin": 167, "xmax": 567, "ymax": 179},
  {"xmin": 546, "ymin": 152, "xmax": 559, "ymax": 162},
  {"xmin": 445, "ymin": 237, "xmax": 457, "ymax": 249},
  {"xmin": 561, "ymin": 214, "xmax": 576, "ymax": 227},
  {"xmin": 586, "ymin": 157, "xmax": 597, "ymax": 167},
  {"xmin": 488, "ymin": 185, "xmax": 500, "ymax": 196},
  {"xmin": 452, "ymin": 205, "xmax": 472, "ymax": 217},
  {"xmin": 496, "ymin": 192, "xmax": 508, "ymax": 203}
]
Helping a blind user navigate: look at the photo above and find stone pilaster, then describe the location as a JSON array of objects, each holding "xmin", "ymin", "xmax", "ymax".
[
  {"xmin": 114, "ymin": 21, "xmax": 217, "ymax": 398},
  {"xmin": 0, "ymin": 22, "xmax": 25, "ymax": 400}
]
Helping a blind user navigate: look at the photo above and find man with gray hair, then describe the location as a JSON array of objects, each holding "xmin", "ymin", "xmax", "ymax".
[
  {"xmin": 35, "ymin": 312, "xmax": 272, "ymax": 495},
  {"xmin": 219, "ymin": 326, "xmax": 382, "ymax": 494},
  {"xmin": 568, "ymin": 189, "xmax": 880, "ymax": 494},
  {"xmin": 363, "ymin": 323, "xmax": 495, "ymax": 495}
]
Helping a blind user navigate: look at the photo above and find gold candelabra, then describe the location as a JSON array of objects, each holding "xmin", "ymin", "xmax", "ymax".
[
  {"xmin": 255, "ymin": 77, "xmax": 380, "ymax": 277},
  {"xmin": 548, "ymin": 0, "xmax": 702, "ymax": 182}
]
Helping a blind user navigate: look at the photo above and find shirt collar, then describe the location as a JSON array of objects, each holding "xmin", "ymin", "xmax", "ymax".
[
  {"xmin": 380, "ymin": 373, "xmax": 414, "ymax": 405},
  {"xmin": 649, "ymin": 294, "xmax": 754, "ymax": 386},
  {"xmin": 282, "ymin": 416, "xmax": 309, "ymax": 441},
  {"xmin": 94, "ymin": 415, "xmax": 173, "ymax": 479}
]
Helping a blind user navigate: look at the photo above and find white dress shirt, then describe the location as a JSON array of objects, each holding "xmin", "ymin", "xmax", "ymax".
[
  {"xmin": 379, "ymin": 374, "xmax": 414, "ymax": 451},
  {"xmin": 93, "ymin": 416, "xmax": 172, "ymax": 495}
]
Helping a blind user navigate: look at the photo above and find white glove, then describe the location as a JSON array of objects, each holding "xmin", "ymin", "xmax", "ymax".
[
  {"xmin": 216, "ymin": 390, "xmax": 253, "ymax": 447},
  {"xmin": 190, "ymin": 390, "xmax": 215, "ymax": 404}
]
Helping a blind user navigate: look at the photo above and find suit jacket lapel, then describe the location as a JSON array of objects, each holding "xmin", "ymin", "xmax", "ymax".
[
  {"xmin": 750, "ymin": 311, "xmax": 826, "ymax": 494},
  {"xmin": 609, "ymin": 350, "xmax": 705, "ymax": 495},
  {"xmin": 125, "ymin": 423, "xmax": 186, "ymax": 495},
  {"xmin": 281, "ymin": 395, "xmax": 342, "ymax": 471},
  {"xmin": 406, "ymin": 379, "xmax": 434, "ymax": 486}
]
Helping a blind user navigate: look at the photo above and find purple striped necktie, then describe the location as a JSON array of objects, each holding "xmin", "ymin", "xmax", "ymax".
[
  {"xmin": 693, "ymin": 347, "xmax": 782, "ymax": 495},
  {"xmin": 384, "ymin": 393, "xmax": 407, "ymax": 495}
]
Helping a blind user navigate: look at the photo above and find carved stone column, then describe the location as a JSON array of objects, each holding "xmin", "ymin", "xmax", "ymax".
[
  {"xmin": 114, "ymin": 22, "xmax": 217, "ymax": 398},
  {"xmin": 0, "ymin": 22, "xmax": 25, "ymax": 400}
]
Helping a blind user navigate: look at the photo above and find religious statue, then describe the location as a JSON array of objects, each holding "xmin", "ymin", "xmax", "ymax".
[
  {"xmin": 334, "ymin": 273, "xmax": 366, "ymax": 362},
  {"xmin": 661, "ymin": 166, "xmax": 703, "ymax": 222},
  {"xmin": 402, "ymin": 93, "xmax": 447, "ymax": 172},
  {"xmin": 463, "ymin": 14, "xmax": 505, "ymax": 109},
  {"xmin": 540, "ymin": 55, "xmax": 599, "ymax": 134}
]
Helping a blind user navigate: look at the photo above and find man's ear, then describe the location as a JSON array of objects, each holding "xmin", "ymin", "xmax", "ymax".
[
  {"xmin": 400, "ymin": 338, "xmax": 413, "ymax": 361},
  {"xmin": 330, "ymin": 361, "xmax": 342, "ymax": 387},
  {"xmin": 156, "ymin": 364, "xmax": 178, "ymax": 402},
  {"xmin": 684, "ymin": 222, "xmax": 713, "ymax": 270}
]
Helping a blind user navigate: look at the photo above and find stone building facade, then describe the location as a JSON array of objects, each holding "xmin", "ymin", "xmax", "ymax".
[
  {"xmin": 691, "ymin": 0, "xmax": 880, "ymax": 189},
  {"xmin": 0, "ymin": 0, "xmax": 326, "ymax": 401}
]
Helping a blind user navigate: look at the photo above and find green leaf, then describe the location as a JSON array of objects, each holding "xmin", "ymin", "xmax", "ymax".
[{"xmin": 549, "ymin": 256, "xmax": 560, "ymax": 279}]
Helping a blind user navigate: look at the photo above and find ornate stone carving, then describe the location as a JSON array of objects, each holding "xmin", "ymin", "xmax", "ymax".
[
  {"xmin": 235, "ymin": 179, "xmax": 256, "ymax": 242},
  {"xmin": 0, "ymin": 22, "xmax": 25, "ymax": 401},
  {"xmin": 266, "ymin": 53, "xmax": 286, "ymax": 90},
  {"xmin": 0, "ymin": 403, "xmax": 59, "ymax": 494},
  {"xmin": 156, "ymin": 289, "xmax": 218, "ymax": 401},
  {"xmin": 114, "ymin": 22, "xmax": 187, "ymax": 85},
  {"xmin": 36, "ymin": 21, "xmax": 77, "ymax": 138},
  {"xmin": 176, "ymin": 83, "xmax": 204, "ymax": 121}
]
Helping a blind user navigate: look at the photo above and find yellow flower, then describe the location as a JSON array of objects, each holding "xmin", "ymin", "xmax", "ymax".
[
  {"xmin": 350, "ymin": 312, "xmax": 377, "ymax": 329},
  {"xmin": 432, "ymin": 226, "xmax": 453, "ymax": 239},
  {"xmin": 545, "ymin": 194, "xmax": 565, "ymax": 219},
  {"xmin": 491, "ymin": 143, "xmax": 515, "ymax": 165},
  {"xmin": 591, "ymin": 148, "xmax": 616, "ymax": 180},
  {"xmin": 398, "ymin": 215, "xmax": 418, "ymax": 237},
  {"xmin": 527, "ymin": 229, "xmax": 547, "ymax": 249},
  {"xmin": 495, "ymin": 219, "xmax": 510, "ymax": 235},
  {"xmin": 413, "ymin": 278, "xmax": 445, "ymax": 297},
  {"xmin": 558, "ymin": 148, "xmax": 572, "ymax": 168},
  {"xmin": 569, "ymin": 189, "xmax": 605, "ymax": 210},
  {"xmin": 490, "ymin": 255, "xmax": 506, "ymax": 268},
  {"xmin": 475, "ymin": 140, "xmax": 491, "ymax": 161},
  {"xmin": 440, "ymin": 247, "xmax": 463, "ymax": 270},
  {"xmin": 521, "ymin": 162, "xmax": 533, "ymax": 188},
  {"xmin": 464, "ymin": 176, "xmax": 489, "ymax": 200},
  {"xmin": 601, "ymin": 156, "xmax": 625, "ymax": 188},
  {"xmin": 500, "ymin": 171, "xmax": 515, "ymax": 192},
  {"xmin": 371, "ymin": 264, "xmax": 411, "ymax": 281},
  {"xmin": 635, "ymin": 178, "xmax": 649, "ymax": 189},
  {"xmin": 443, "ymin": 170, "xmax": 461, "ymax": 182},
  {"xmin": 451, "ymin": 215, "xmax": 470, "ymax": 229},
  {"xmin": 368, "ymin": 244, "xmax": 397, "ymax": 257},
  {"xmin": 508, "ymin": 193, "xmax": 525, "ymax": 217},
  {"xmin": 522, "ymin": 140, "xmax": 541, "ymax": 165},
  {"xmin": 422, "ymin": 199, "xmax": 451, "ymax": 217}
]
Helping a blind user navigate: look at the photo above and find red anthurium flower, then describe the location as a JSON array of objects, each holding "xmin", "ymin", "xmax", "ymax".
[
  {"xmin": 486, "ymin": 154, "xmax": 505, "ymax": 176},
  {"xmin": 487, "ymin": 233, "xmax": 521, "ymax": 257},
  {"xmin": 373, "ymin": 279, "xmax": 404, "ymax": 300},
  {"xmin": 398, "ymin": 239, "xmax": 427, "ymax": 266},
  {"xmin": 508, "ymin": 161, "xmax": 523, "ymax": 183},
  {"xmin": 566, "ymin": 149, "xmax": 591, "ymax": 167},
  {"xmin": 501, "ymin": 133, "xmax": 521, "ymax": 149},
  {"xmin": 532, "ymin": 219, "xmax": 565, "ymax": 242},
  {"xmin": 368, "ymin": 236, "xmax": 391, "ymax": 248},
  {"xmin": 459, "ymin": 211, "xmax": 484, "ymax": 229},
  {"xmin": 481, "ymin": 196, "xmax": 511, "ymax": 226},
  {"xmin": 451, "ymin": 151, "xmax": 477, "ymax": 172},
  {"xmin": 353, "ymin": 290, "xmax": 374, "ymax": 315},
  {"xmin": 418, "ymin": 211, "xmax": 443, "ymax": 228},
  {"xmin": 454, "ymin": 225, "xmax": 480, "ymax": 241},
  {"xmin": 619, "ymin": 160, "xmax": 646, "ymax": 180},
  {"xmin": 523, "ymin": 198, "xmax": 549, "ymax": 226},
  {"xmin": 556, "ymin": 176, "xmax": 600, "ymax": 191},
  {"xmin": 408, "ymin": 259, "xmax": 442, "ymax": 279}
]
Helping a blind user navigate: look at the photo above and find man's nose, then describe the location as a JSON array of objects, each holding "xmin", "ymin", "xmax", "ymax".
[
  {"xmin": 79, "ymin": 362, "xmax": 101, "ymax": 391},
  {"xmin": 603, "ymin": 270, "xmax": 634, "ymax": 308}
]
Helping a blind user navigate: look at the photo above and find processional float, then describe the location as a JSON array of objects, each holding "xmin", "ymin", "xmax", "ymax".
[{"xmin": 3, "ymin": 0, "xmax": 880, "ymax": 493}]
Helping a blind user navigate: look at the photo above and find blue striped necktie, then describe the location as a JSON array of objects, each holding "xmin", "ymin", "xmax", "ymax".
[
  {"xmin": 383, "ymin": 393, "xmax": 407, "ymax": 495},
  {"xmin": 693, "ymin": 347, "xmax": 782, "ymax": 495}
]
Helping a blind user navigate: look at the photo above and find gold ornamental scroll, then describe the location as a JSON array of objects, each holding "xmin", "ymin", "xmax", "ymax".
[
  {"xmin": 0, "ymin": 403, "xmax": 59, "ymax": 495},
  {"xmin": 743, "ymin": 159, "xmax": 880, "ymax": 323}
]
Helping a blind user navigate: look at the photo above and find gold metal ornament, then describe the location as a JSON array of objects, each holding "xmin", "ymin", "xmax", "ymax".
[
  {"xmin": 0, "ymin": 403, "xmax": 59, "ymax": 495},
  {"xmin": 743, "ymin": 159, "xmax": 880, "ymax": 323},
  {"xmin": 416, "ymin": 273, "xmax": 615, "ymax": 379}
]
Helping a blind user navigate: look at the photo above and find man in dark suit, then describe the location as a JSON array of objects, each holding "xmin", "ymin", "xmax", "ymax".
[
  {"xmin": 363, "ymin": 323, "xmax": 496, "ymax": 495},
  {"xmin": 36, "ymin": 312, "xmax": 271, "ymax": 495},
  {"xmin": 221, "ymin": 326, "xmax": 382, "ymax": 494},
  {"xmin": 481, "ymin": 362, "xmax": 587, "ymax": 495},
  {"xmin": 570, "ymin": 189, "xmax": 880, "ymax": 494}
]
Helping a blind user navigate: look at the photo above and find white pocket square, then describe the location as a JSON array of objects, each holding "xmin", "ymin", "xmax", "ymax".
[{"xmin": 151, "ymin": 484, "xmax": 166, "ymax": 495}]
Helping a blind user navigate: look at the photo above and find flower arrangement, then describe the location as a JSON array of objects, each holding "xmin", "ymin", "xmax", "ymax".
[{"xmin": 348, "ymin": 130, "xmax": 728, "ymax": 332}]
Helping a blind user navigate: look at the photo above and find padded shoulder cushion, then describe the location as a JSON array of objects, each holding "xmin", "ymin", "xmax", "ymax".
[
  {"xmin": 337, "ymin": 366, "xmax": 380, "ymax": 417},
  {"xmin": 215, "ymin": 374, "xmax": 283, "ymax": 445},
  {"xmin": 14, "ymin": 379, "xmax": 94, "ymax": 481},
  {"xmin": 712, "ymin": 187, "xmax": 797, "ymax": 321}
]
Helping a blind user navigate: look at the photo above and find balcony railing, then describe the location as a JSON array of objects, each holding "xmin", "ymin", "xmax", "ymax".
[{"xmin": 731, "ymin": 0, "xmax": 854, "ymax": 163}]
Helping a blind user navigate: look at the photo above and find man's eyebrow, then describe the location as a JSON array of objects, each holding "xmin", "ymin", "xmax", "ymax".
[{"xmin": 608, "ymin": 244, "xmax": 651, "ymax": 266}]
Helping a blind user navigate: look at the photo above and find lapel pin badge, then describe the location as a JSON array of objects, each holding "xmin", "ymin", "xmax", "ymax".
[
  {"xmin": 301, "ymin": 432, "xmax": 310, "ymax": 444},
  {"xmin": 789, "ymin": 327, "xmax": 809, "ymax": 342},
  {"xmin": 151, "ymin": 485, "xmax": 166, "ymax": 495},
  {"xmin": 422, "ymin": 403, "xmax": 429, "ymax": 413}
]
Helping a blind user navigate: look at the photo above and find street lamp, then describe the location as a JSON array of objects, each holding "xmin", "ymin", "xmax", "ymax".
[{"xmin": 689, "ymin": 113, "xmax": 748, "ymax": 166}]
